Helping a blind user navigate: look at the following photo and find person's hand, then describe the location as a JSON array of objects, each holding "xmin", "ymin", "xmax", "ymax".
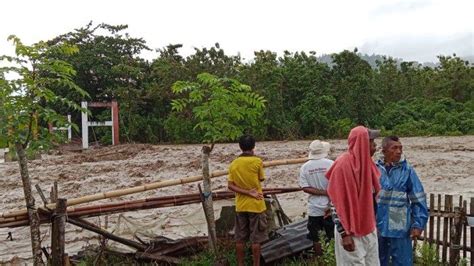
[
  {"xmin": 410, "ymin": 228, "xmax": 422, "ymax": 240},
  {"xmin": 248, "ymin": 188, "xmax": 263, "ymax": 200},
  {"xmin": 323, "ymin": 207, "xmax": 331, "ymax": 219},
  {"xmin": 342, "ymin": 235, "xmax": 355, "ymax": 252}
]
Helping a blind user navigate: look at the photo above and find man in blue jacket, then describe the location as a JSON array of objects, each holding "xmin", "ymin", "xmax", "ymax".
[{"xmin": 376, "ymin": 136, "xmax": 429, "ymax": 266}]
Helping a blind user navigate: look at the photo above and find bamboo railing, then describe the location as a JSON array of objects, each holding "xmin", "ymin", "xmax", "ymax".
[
  {"xmin": 0, "ymin": 158, "xmax": 307, "ymax": 219},
  {"xmin": 0, "ymin": 187, "xmax": 301, "ymax": 228}
]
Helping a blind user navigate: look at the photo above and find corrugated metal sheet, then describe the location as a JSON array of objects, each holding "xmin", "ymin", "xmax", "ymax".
[{"xmin": 261, "ymin": 218, "xmax": 312, "ymax": 263}]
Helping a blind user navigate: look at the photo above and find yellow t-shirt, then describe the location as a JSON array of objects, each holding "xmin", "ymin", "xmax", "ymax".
[{"xmin": 228, "ymin": 155, "xmax": 266, "ymax": 213}]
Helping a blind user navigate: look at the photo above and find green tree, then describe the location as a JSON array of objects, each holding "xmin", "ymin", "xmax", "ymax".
[
  {"xmin": 374, "ymin": 57, "xmax": 403, "ymax": 102},
  {"xmin": 46, "ymin": 22, "xmax": 150, "ymax": 142},
  {"xmin": 171, "ymin": 73, "xmax": 266, "ymax": 143},
  {"xmin": 239, "ymin": 50, "xmax": 286, "ymax": 138},
  {"xmin": 149, "ymin": 44, "xmax": 191, "ymax": 142},
  {"xmin": 279, "ymin": 51, "xmax": 332, "ymax": 138},
  {"xmin": 434, "ymin": 54, "xmax": 473, "ymax": 102},
  {"xmin": 171, "ymin": 73, "xmax": 265, "ymax": 251},
  {"xmin": 330, "ymin": 49, "xmax": 381, "ymax": 125},
  {"xmin": 0, "ymin": 36, "xmax": 86, "ymax": 265}
]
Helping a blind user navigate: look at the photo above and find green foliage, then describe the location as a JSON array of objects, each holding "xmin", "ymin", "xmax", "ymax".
[
  {"xmin": 377, "ymin": 98, "xmax": 474, "ymax": 136},
  {"xmin": 171, "ymin": 73, "xmax": 266, "ymax": 143},
  {"xmin": 331, "ymin": 118, "xmax": 355, "ymax": 139},
  {"xmin": 296, "ymin": 94, "xmax": 337, "ymax": 137},
  {"xmin": 179, "ymin": 242, "xmax": 249, "ymax": 266},
  {"xmin": 31, "ymin": 23, "xmax": 473, "ymax": 143},
  {"xmin": 330, "ymin": 49, "xmax": 382, "ymax": 126},
  {"xmin": 414, "ymin": 241, "xmax": 440, "ymax": 265},
  {"xmin": 317, "ymin": 234, "xmax": 336, "ymax": 266},
  {"xmin": 0, "ymin": 35, "xmax": 87, "ymax": 151},
  {"xmin": 76, "ymin": 251, "xmax": 147, "ymax": 266},
  {"xmin": 163, "ymin": 113, "xmax": 202, "ymax": 143}
]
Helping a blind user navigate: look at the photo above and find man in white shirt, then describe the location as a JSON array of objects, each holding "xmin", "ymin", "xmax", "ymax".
[{"xmin": 299, "ymin": 140, "xmax": 334, "ymax": 256}]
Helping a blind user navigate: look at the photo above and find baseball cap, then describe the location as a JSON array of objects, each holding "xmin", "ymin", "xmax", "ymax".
[{"xmin": 368, "ymin": 129, "xmax": 380, "ymax": 140}]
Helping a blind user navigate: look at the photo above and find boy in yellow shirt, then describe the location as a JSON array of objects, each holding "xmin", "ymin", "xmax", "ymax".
[{"xmin": 228, "ymin": 135, "xmax": 267, "ymax": 266}]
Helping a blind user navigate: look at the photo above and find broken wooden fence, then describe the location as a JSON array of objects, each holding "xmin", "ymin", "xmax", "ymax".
[{"xmin": 419, "ymin": 194, "xmax": 473, "ymax": 266}]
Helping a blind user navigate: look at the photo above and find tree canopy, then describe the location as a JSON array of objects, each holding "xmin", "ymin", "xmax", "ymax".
[{"xmin": 4, "ymin": 22, "xmax": 472, "ymax": 145}]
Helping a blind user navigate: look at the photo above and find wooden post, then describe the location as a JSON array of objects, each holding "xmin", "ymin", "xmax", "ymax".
[
  {"xmin": 35, "ymin": 184, "xmax": 49, "ymax": 206},
  {"xmin": 50, "ymin": 181, "xmax": 58, "ymax": 204},
  {"xmin": 470, "ymin": 197, "xmax": 473, "ymax": 266},
  {"xmin": 429, "ymin": 194, "xmax": 434, "ymax": 243},
  {"xmin": 201, "ymin": 145, "xmax": 217, "ymax": 252},
  {"xmin": 449, "ymin": 206, "xmax": 463, "ymax": 265},
  {"xmin": 436, "ymin": 194, "xmax": 442, "ymax": 253},
  {"xmin": 442, "ymin": 195, "xmax": 450, "ymax": 264},
  {"xmin": 51, "ymin": 198, "xmax": 67, "ymax": 266},
  {"xmin": 198, "ymin": 184, "xmax": 217, "ymax": 251},
  {"xmin": 462, "ymin": 200, "xmax": 467, "ymax": 259}
]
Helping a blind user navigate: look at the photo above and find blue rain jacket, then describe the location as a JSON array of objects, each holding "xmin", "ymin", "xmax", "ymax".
[{"xmin": 375, "ymin": 158, "xmax": 429, "ymax": 238}]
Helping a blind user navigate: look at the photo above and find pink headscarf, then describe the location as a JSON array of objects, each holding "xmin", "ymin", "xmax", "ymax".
[{"xmin": 326, "ymin": 126, "xmax": 381, "ymax": 236}]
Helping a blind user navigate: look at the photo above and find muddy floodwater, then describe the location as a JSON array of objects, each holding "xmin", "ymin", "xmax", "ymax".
[{"xmin": 0, "ymin": 136, "xmax": 473, "ymax": 264}]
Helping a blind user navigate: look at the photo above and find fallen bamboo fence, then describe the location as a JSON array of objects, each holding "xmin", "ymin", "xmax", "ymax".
[
  {"xmin": 0, "ymin": 187, "xmax": 301, "ymax": 228},
  {"xmin": 0, "ymin": 158, "xmax": 307, "ymax": 219},
  {"xmin": 419, "ymin": 194, "xmax": 473, "ymax": 266}
]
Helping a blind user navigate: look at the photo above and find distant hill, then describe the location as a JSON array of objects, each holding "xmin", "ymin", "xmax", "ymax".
[
  {"xmin": 316, "ymin": 53, "xmax": 402, "ymax": 68},
  {"xmin": 317, "ymin": 53, "xmax": 473, "ymax": 68}
]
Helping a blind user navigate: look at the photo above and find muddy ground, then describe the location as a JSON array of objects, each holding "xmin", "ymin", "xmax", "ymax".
[{"xmin": 0, "ymin": 136, "xmax": 473, "ymax": 264}]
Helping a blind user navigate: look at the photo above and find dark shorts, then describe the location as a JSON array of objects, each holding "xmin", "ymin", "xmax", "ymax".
[
  {"xmin": 235, "ymin": 212, "xmax": 268, "ymax": 244},
  {"xmin": 307, "ymin": 216, "xmax": 335, "ymax": 242}
]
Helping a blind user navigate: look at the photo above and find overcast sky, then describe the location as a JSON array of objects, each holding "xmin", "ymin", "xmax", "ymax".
[{"xmin": 1, "ymin": 0, "xmax": 472, "ymax": 63}]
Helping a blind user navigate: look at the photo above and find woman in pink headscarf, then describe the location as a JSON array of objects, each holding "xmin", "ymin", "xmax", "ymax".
[{"xmin": 326, "ymin": 126, "xmax": 381, "ymax": 265}]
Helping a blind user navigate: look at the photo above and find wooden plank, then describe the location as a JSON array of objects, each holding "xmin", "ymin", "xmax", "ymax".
[
  {"xmin": 436, "ymin": 194, "xmax": 442, "ymax": 253},
  {"xmin": 442, "ymin": 195, "xmax": 449, "ymax": 263},
  {"xmin": 448, "ymin": 195, "xmax": 453, "ymax": 261},
  {"xmin": 418, "ymin": 236, "xmax": 472, "ymax": 252},
  {"xmin": 88, "ymin": 102, "xmax": 113, "ymax": 108},
  {"xmin": 67, "ymin": 217, "xmax": 146, "ymax": 251},
  {"xmin": 470, "ymin": 197, "xmax": 474, "ymax": 266},
  {"xmin": 50, "ymin": 181, "xmax": 58, "ymax": 203},
  {"xmin": 35, "ymin": 184, "xmax": 48, "ymax": 206},
  {"xmin": 449, "ymin": 195, "xmax": 454, "ymax": 262},
  {"xmin": 463, "ymin": 200, "xmax": 467, "ymax": 258},
  {"xmin": 430, "ymin": 212, "xmax": 457, "ymax": 218},
  {"xmin": 135, "ymin": 252, "xmax": 181, "ymax": 264},
  {"xmin": 429, "ymin": 194, "xmax": 435, "ymax": 242},
  {"xmin": 449, "ymin": 206, "xmax": 463, "ymax": 265}
]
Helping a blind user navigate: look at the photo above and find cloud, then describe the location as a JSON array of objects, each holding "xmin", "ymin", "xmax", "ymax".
[
  {"xmin": 370, "ymin": 0, "xmax": 432, "ymax": 17},
  {"xmin": 359, "ymin": 32, "xmax": 474, "ymax": 62}
]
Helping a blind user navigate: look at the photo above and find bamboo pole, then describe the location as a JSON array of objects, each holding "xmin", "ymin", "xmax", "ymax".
[
  {"xmin": 0, "ymin": 158, "xmax": 307, "ymax": 219},
  {"xmin": 0, "ymin": 188, "xmax": 301, "ymax": 228}
]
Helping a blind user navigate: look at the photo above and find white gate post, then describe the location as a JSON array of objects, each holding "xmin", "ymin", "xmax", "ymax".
[
  {"xmin": 67, "ymin": 114, "xmax": 72, "ymax": 141},
  {"xmin": 81, "ymin": 101, "xmax": 88, "ymax": 149}
]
